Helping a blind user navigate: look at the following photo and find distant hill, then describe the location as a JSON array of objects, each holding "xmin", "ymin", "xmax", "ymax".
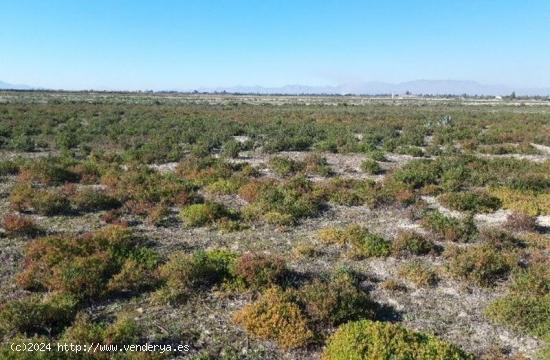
[
  {"xmin": 202, "ymin": 80, "xmax": 550, "ymax": 96},
  {"xmin": 0, "ymin": 80, "xmax": 33, "ymax": 90},
  {"xmin": 2, "ymin": 79, "xmax": 549, "ymax": 96}
]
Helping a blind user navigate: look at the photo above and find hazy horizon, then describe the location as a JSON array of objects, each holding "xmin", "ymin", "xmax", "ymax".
[{"xmin": 2, "ymin": 1, "xmax": 550, "ymax": 91}]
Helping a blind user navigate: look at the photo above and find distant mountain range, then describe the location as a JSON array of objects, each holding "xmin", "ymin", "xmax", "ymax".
[
  {"xmin": 0, "ymin": 80, "xmax": 34, "ymax": 90},
  {"xmin": 202, "ymin": 80, "xmax": 550, "ymax": 96},
  {"xmin": 2, "ymin": 79, "xmax": 550, "ymax": 96}
]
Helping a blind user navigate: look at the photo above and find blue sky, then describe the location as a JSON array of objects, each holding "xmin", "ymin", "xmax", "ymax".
[{"xmin": 1, "ymin": 0, "xmax": 549, "ymax": 90}]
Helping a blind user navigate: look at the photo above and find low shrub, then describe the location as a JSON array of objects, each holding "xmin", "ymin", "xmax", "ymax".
[
  {"xmin": 315, "ymin": 178, "xmax": 381, "ymax": 207},
  {"xmin": 392, "ymin": 230, "xmax": 435, "ymax": 256},
  {"xmin": 303, "ymin": 153, "xmax": 333, "ymax": 176},
  {"xmin": 107, "ymin": 248, "xmax": 160, "ymax": 293},
  {"xmin": 71, "ymin": 188, "xmax": 120, "ymax": 212},
  {"xmin": 318, "ymin": 225, "xmax": 391, "ymax": 258},
  {"xmin": 508, "ymin": 263, "xmax": 549, "ymax": 296},
  {"xmin": 62, "ymin": 312, "xmax": 144, "ymax": 348},
  {"xmin": 221, "ymin": 139, "xmax": 241, "ymax": 158},
  {"xmin": 2, "ymin": 213, "xmax": 41, "ymax": 237},
  {"xmin": 103, "ymin": 315, "xmax": 143, "ymax": 345},
  {"xmin": 318, "ymin": 225, "xmax": 364, "ymax": 245},
  {"xmin": 360, "ymin": 159, "xmax": 382, "ymax": 175},
  {"xmin": 438, "ymin": 191, "xmax": 501, "ymax": 213},
  {"xmin": 297, "ymin": 271, "xmax": 377, "ymax": 326},
  {"xmin": 292, "ymin": 243, "xmax": 320, "ymax": 258},
  {"xmin": 391, "ymin": 160, "xmax": 440, "ymax": 189},
  {"xmin": 179, "ymin": 202, "xmax": 235, "ymax": 227},
  {"xmin": 380, "ymin": 278, "xmax": 407, "ymax": 292},
  {"xmin": 421, "ymin": 210, "xmax": 477, "ymax": 242},
  {"xmin": 234, "ymin": 253, "xmax": 286, "ymax": 290},
  {"xmin": 0, "ymin": 293, "xmax": 78, "ymax": 336},
  {"xmin": 322, "ymin": 320, "xmax": 472, "ymax": 360},
  {"xmin": 504, "ymin": 212, "xmax": 537, "ymax": 232},
  {"xmin": 204, "ymin": 177, "xmax": 246, "ymax": 195},
  {"xmin": 233, "ymin": 287, "xmax": 313, "ymax": 349},
  {"xmin": 103, "ymin": 165, "xmax": 199, "ymax": 207},
  {"xmin": 31, "ymin": 189, "xmax": 72, "ymax": 216},
  {"xmin": 18, "ymin": 158, "xmax": 79, "ymax": 185},
  {"xmin": 396, "ymin": 145, "xmax": 425, "ymax": 157},
  {"xmin": 445, "ymin": 244, "xmax": 516, "ymax": 287},
  {"xmin": 488, "ymin": 187, "xmax": 550, "ymax": 216},
  {"xmin": 244, "ymin": 176, "xmax": 324, "ymax": 224},
  {"xmin": 398, "ymin": 260, "xmax": 439, "ymax": 287},
  {"xmin": 486, "ymin": 294, "xmax": 549, "ymax": 339},
  {"xmin": 0, "ymin": 160, "xmax": 20, "ymax": 176},
  {"xmin": 268, "ymin": 156, "xmax": 304, "ymax": 177},
  {"xmin": 366, "ymin": 150, "xmax": 386, "ymax": 162},
  {"xmin": 145, "ymin": 204, "xmax": 171, "ymax": 226},
  {"xmin": 155, "ymin": 250, "xmax": 236, "ymax": 304},
  {"xmin": 479, "ymin": 228, "xmax": 524, "ymax": 249},
  {"xmin": 348, "ymin": 231, "xmax": 391, "ymax": 259},
  {"xmin": 17, "ymin": 226, "xmax": 152, "ymax": 301}
]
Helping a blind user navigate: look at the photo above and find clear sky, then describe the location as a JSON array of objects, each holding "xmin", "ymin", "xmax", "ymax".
[{"xmin": 1, "ymin": 0, "xmax": 549, "ymax": 90}]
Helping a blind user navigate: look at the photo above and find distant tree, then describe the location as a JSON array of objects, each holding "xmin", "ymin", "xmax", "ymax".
[{"xmin": 510, "ymin": 91, "xmax": 516, "ymax": 99}]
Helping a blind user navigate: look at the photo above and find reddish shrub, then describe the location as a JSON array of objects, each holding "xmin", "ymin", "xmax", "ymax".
[
  {"xmin": 2, "ymin": 213, "xmax": 41, "ymax": 237},
  {"xmin": 234, "ymin": 253, "xmax": 287, "ymax": 289}
]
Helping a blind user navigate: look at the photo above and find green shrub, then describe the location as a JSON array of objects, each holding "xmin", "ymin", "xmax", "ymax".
[
  {"xmin": 71, "ymin": 188, "xmax": 120, "ymax": 212},
  {"xmin": 103, "ymin": 315, "xmax": 143, "ymax": 345},
  {"xmin": 508, "ymin": 263, "xmax": 549, "ymax": 296},
  {"xmin": 297, "ymin": 271, "xmax": 377, "ymax": 326},
  {"xmin": 179, "ymin": 202, "xmax": 234, "ymax": 227},
  {"xmin": 392, "ymin": 230, "xmax": 435, "ymax": 256},
  {"xmin": 107, "ymin": 249, "xmax": 160, "ymax": 294},
  {"xmin": 0, "ymin": 160, "xmax": 20, "ymax": 176},
  {"xmin": 221, "ymin": 139, "xmax": 241, "ymax": 158},
  {"xmin": 234, "ymin": 253, "xmax": 286, "ymax": 290},
  {"xmin": 31, "ymin": 189, "xmax": 72, "ymax": 216},
  {"xmin": 61, "ymin": 312, "xmax": 105, "ymax": 344},
  {"xmin": 438, "ymin": 191, "xmax": 501, "ymax": 213},
  {"xmin": 318, "ymin": 225, "xmax": 391, "ymax": 258},
  {"xmin": 0, "ymin": 293, "xmax": 78, "ymax": 336},
  {"xmin": 366, "ymin": 150, "xmax": 386, "ymax": 162},
  {"xmin": 360, "ymin": 159, "xmax": 382, "ymax": 175},
  {"xmin": 245, "ymin": 176, "xmax": 323, "ymax": 224},
  {"xmin": 398, "ymin": 260, "xmax": 439, "ymax": 287},
  {"xmin": 303, "ymin": 153, "xmax": 333, "ymax": 176},
  {"xmin": 486, "ymin": 294, "xmax": 550, "ymax": 339},
  {"xmin": 155, "ymin": 250, "xmax": 236, "ymax": 304},
  {"xmin": 421, "ymin": 210, "xmax": 476, "ymax": 242},
  {"xmin": 268, "ymin": 156, "xmax": 304, "ymax": 177},
  {"xmin": 348, "ymin": 231, "xmax": 391, "ymax": 259},
  {"xmin": 233, "ymin": 287, "xmax": 313, "ymax": 349},
  {"xmin": 392, "ymin": 160, "xmax": 440, "ymax": 189},
  {"xmin": 316, "ymin": 178, "xmax": 391, "ymax": 207},
  {"xmin": 445, "ymin": 244, "xmax": 516, "ymax": 287},
  {"xmin": 322, "ymin": 320, "xmax": 472, "ymax": 360},
  {"xmin": 396, "ymin": 145, "xmax": 425, "ymax": 157}
]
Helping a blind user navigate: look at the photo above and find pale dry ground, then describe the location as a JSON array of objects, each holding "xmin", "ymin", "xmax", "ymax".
[{"xmin": 1, "ymin": 148, "xmax": 548, "ymax": 359}]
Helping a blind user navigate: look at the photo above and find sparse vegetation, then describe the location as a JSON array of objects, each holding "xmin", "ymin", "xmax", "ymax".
[
  {"xmin": 322, "ymin": 320, "xmax": 472, "ymax": 360},
  {"xmin": 0, "ymin": 93, "xmax": 548, "ymax": 358}
]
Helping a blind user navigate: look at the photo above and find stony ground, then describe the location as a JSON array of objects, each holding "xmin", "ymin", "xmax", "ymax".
[{"xmin": 1, "ymin": 145, "xmax": 548, "ymax": 359}]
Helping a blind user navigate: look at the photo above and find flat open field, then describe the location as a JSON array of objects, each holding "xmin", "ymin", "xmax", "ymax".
[{"xmin": 0, "ymin": 91, "xmax": 549, "ymax": 359}]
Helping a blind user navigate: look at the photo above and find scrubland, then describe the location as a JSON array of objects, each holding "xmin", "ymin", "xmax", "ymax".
[{"xmin": 0, "ymin": 91, "xmax": 549, "ymax": 359}]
